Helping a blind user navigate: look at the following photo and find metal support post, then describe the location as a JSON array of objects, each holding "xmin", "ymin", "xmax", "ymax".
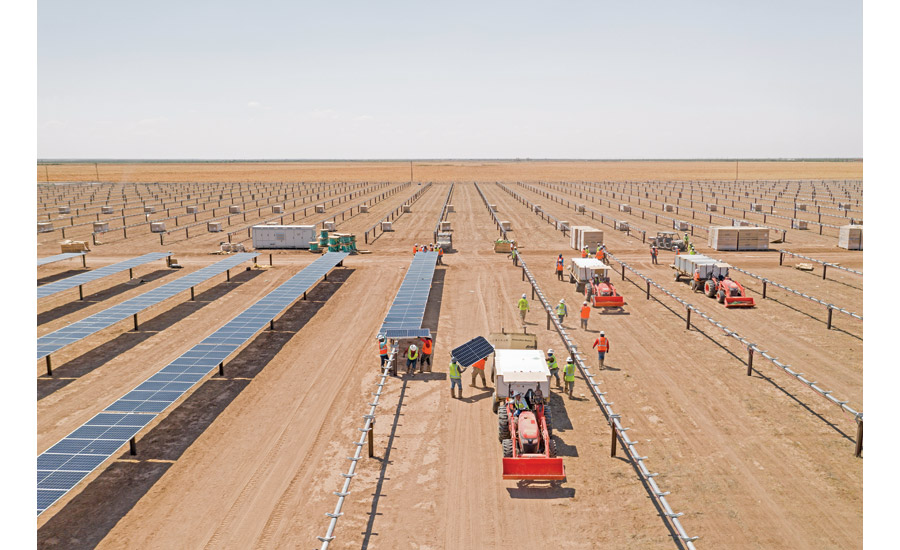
[
  {"xmin": 621, "ymin": 264, "xmax": 625, "ymax": 281},
  {"xmin": 78, "ymin": 284, "xmax": 84, "ymax": 300},
  {"xmin": 822, "ymin": 264, "xmax": 828, "ymax": 280},
  {"xmin": 129, "ymin": 437, "xmax": 137, "ymax": 456},
  {"xmin": 547, "ymin": 312, "xmax": 551, "ymax": 330},
  {"xmin": 82, "ymin": 255, "xmax": 87, "ymax": 268},
  {"xmin": 762, "ymin": 280, "xmax": 767, "ymax": 299},
  {"xmin": 129, "ymin": 267, "xmax": 134, "ymax": 279},
  {"xmin": 531, "ymin": 285, "xmax": 535, "ymax": 299},
  {"xmin": 646, "ymin": 281, "xmax": 650, "ymax": 300},
  {"xmin": 779, "ymin": 252, "xmax": 784, "ymax": 266},
  {"xmin": 368, "ymin": 420, "xmax": 375, "ymax": 458},
  {"xmin": 747, "ymin": 348, "xmax": 754, "ymax": 376},
  {"xmin": 685, "ymin": 307, "xmax": 691, "ymax": 330},
  {"xmin": 610, "ymin": 423, "xmax": 617, "ymax": 457},
  {"xmin": 522, "ymin": 267, "xmax": 525, "ymax": 281},
  {"xmin": 826, "ymin": 306, "xmax": 834, "ymax": 330},
  {"xmin": 269, "ymin": 253, "xmax": 273, "ymax": 266},
  {"xmin": 219, "ymin": 362, "xmax": 224, "ymax": 376},
  {"xmin": 854, "ymin": 419, "xmax": 863, "ymax": 458},
  {"xmin": 46, "ymin": 356, "xmax": 52, "ymax": 377},
  {"xmin": 226, "ymin": 269, "xmax": 230, "ymax": 282},
  {"xmin": 133, "ymin": 313, "xmax": 139, "ymax": 331},
  {"xmin": 270, "ymin": 319, "xmax": 275, "ymax": 331}
]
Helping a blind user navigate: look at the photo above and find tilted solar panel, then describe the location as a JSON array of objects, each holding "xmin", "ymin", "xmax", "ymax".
[
  {"xmin": 451, "ymin": 336, "xmax": 495, "ymax": 367},
  {"xmin": 36, "ymin": 252, "xmax": 349, "ymax": 515},
  {"xmin": 36, "ymin": 253, "xmax": 258, "ymax": 359},
  {"xmin": 378, "ymin": 252, "xmax": 438, "ymax": 336},
  {"xmin": 37, "ymin": 252, "xmax": 172, "ymax": 299},
  {"xmin": 37, "ymin": 252, "xmax": 87, "ymax": 267}
]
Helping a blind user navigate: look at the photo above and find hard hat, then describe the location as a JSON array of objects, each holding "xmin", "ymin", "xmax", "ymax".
[
  {"xmin": 409, "ymin": 344, "xmax": 417, "ymax": 352},
  {"xmin": 548, "ymin": 349, "xmax": 554, "ymax": 355},
  {"xmin": 522, "ymin": 293, "xmax": 527, "ymax": 299},
  {"xmin": 377, "ymin": 334, "xmax": 385, "ymax": 341},
  {"xmin": 450, "ymin": 356, "xmax": 456, "ymax": 362},
  {"xmin": 600, "ymin": 331, "xmax": 605, "ymax": 336},
  {"xmin": 567, "ymin": 357, "xmax": 574, "ymax": 363},
  {"xmin": 583, "ymin": 301, "xmax": 588, "ymax": 305},
  {"xmin": 559, "ymin": 299, "xmax": 564, "ymax": 303}
]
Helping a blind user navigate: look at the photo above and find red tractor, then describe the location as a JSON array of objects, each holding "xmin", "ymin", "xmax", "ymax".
[
  {"xmin": 498, "ymin": 389, "xmax": 565, "ymax": 481},
  {"xmin": 585, "ymin": 277, "xmax": 625, "ymax": 310},
  {"xmin": 703, "ymin": 276, "xmax": 756, "ymax": 308}
]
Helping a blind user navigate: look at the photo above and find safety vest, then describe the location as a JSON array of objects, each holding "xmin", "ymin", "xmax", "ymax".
[
  {"xmin": 422, "ymin": 339, "xmax": 433, "ymax": 354},
  {"xmin": 438, "ymin": 248, "xmax": 444, "ymax": 256},
  {"xmin": 407, "ymin": 349, "xmax": 418, "ymax": 361},
  {"xmin": 449, "ymin": 361, "xmax": 461, "ymax": 378},
  {"xmin": 581, "ymin": 249, "xmax": 588, "ymax": 258},
  {"xmin": 514, "ymin": 397, "xmax": 528, "ymax": 410},
  {"xmin": 581, "ymin": 305, "xmax": 590, "ymax": 319},
  {"xmin": 651, "ymin": 247, "xmax": 657, "ymax": 255},
  {"xmin": 556, "ymin": 303, "xmax": 566, "ymax": 316},
  {"xmin": 511, "ymin": 249, "xmax": 517, "ymax": 258},
  {"xmin": 473, "ymin": 358, "xmax": 486, "ymax": 370},
  {"xmin": 694, "ymin": 271, "xmax": 701, "ymax": 281},
  {"xmin": 564, "ymin": 362, "xmax": 576, "ymax": 382},
  {"xmin": 595, "ymin": 337, "xmax": 609, "ymax": 352},
  {"xmin": 547, "ymin": 356, "xmax": 558, "ymax": 370},
  {"xmin": 597, "ymin": 250, "xmax": 604, "ymax": 261},
  {"xmin": 379, "ymin": 342, "xmax": 388, "ymax": 355},
  {"xmin": 413, "ymin": 246, "xmax": 417, "ymax": 254},
  {"xmin": 518, "ymin": 298, "xmax": 529, "ymax": 311},
  {"xmin": 556, "ymin": 258, "xmax": 564, "ymax": 271}
]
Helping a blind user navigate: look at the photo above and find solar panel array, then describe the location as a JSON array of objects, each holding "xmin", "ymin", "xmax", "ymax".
[
  {"xmin": 378, "ymin": 252, "xmax": 438, "ymax": 337},
  {"xmin": 37, "ymin": 252, "xmax": 87, "ymax": 267},
  {"xmin": 37, "ymin": 252, "xmax": 172, "ymax": 299},
  {"xmin": 36, "ymin": 252, "xmax": 348, "ymax": 516},
  {"xmin": 36, "ymin": 253, "xmax": 258, "ymax": 360},
  {"xmin": 450, "ymin": 336, "xmax": 495, "ymax": 367},
  {"xmin": 383, "ymin": 328, "xmax": 432, "ymax": 339}
]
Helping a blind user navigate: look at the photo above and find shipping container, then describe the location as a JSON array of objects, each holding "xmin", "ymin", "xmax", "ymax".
[{"xmin": 251, "ymin": 225, "xmax": 316, "ymax": 249}]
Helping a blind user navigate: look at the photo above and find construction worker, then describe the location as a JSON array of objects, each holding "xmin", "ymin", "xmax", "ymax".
[
  {"xmin": 556, "ymin": 254, "xmax": 565, "ymax": 280},
  {"xmin": 692, "ymin": 268, "xmax": 702, "ymax": 292},
  {"xmin": 517, "ymin": 293, "xmax": 529, "ymax": 324},
  {"xmin": 421, "ymin": 244, "xmax": 428, "ymax": 252},
  {"xmin": 650, "ymin": 245, "xmax": 659, "ymax": 265},
  {"xmin": 437, "ymin": 246, "xmax": 444, "ymax": 265},
  {"xmin": 406, "ymin": 344, "xmax": 419, "ymax": 375},
  {"xmin": 513, "ymin": 392, "xmax": 529, "ymax": 417},
  {"xmin": 683, "ymin": 233, "xmax": 690, "ymax": 249},
  {"xmin": 510, "ymin": 245, "xmax": 518, "ymax": 266},
  {"xmin": 429, "ymin": 243, "xmax": 434, "ymax": 251},
  {"xmin": 413, "ymin": 243, "xmax": 418, "ymax": 254},
  {"xmin": 596, "ymin": 245, "xmax": 605, "ymax": 262},
  {"xmin": 564, "ymin": 357, "xmax": 576, "ymax": 397},
  {"xmin": 581, "ymin": 246, "xmax": 588, "ymax": 258},
  {"xmin": 556, "ymin": 299, "xmax": 567, "ymax": 324},
  {"xmin": 378, "ymin": 334, "xmax": 389, "ymax": 369},
  {"xmin": 419, "ymin": 337, "xmax": 433, "ymax": 372},
  {"xmin": 592, "ymin": 331, "xmax": 610, "ymax": 369},
  {"xmin": 471, "ymin": 357, "xmax": 487, "ymax": 387},
  {"xmin": 449, "ymin": 356, "xmax": 465, "ymax": 398},
  {"xmin": 547, "ymin": 349, "xmax": 560, "ymax": 387},
  {"xmin": 688, "ymin": 243, "xmax": 697, "ymax": 255},
  {"xmin": 580, "ymin": 300, "xmax": 591, "ymax": 330}
]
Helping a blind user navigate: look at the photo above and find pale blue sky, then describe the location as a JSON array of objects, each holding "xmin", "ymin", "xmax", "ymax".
[{"xmin": 37, "ymin": 0, "xmax": 862, "ymax": 159}]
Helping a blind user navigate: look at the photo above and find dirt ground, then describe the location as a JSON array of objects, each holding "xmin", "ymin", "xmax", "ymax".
[{"xmin": 36, "ymin": 163, "xmax": 863, "ymax": 549}]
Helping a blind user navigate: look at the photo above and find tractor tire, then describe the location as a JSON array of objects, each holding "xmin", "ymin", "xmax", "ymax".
[
  {"xmin": 544, "ymin": 405, "xmax": 553, "ymax": 435},
  {"xmin": 718, "ymin": 289, "xmax": 726, "ymax": 304},
  {"xmin": 548, "ymin": 438, "xmax": 558, "ymax": 458},
  {"xmin": 502, "ymin": 439, "xmax": 514, "ymax": 458},
  {"xmin": 673, "ymin": 271, "xmax": 680, "ymax": 281},
  {"xmin": 705, "ymin": 280, "xmax": 716, "ymax": 297},
  {"xmin": 491, "ymin": 397, "xmax": 499, "ymax": 414},
  {"xmin": 498, "ymin": 407, "xmax": 511, "ymax": 441}
]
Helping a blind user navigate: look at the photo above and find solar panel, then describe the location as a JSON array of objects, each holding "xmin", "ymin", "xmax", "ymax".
[
  {"xmin": 37, "ymin": 252, "xmax": 172, "ymax": 299},
  {"xmin": 36, "ymin": 253, "xmax": 258, "ymax": 360},
  {"xmin": 37, "ymin": 252, "xmax": 87, "ymax": 267},
  {"xmin": 378, "ymin": 252, "xmax": 438, "ymax": 336},
  {"xmin": 451, "ymin": 336, "xmax": 495, "ymax": 367},
  {"xmin": 36, "ymin": 252, "xmax": 349, "ymax": 515},
  {"xmin": 383, "ymin": 328, "xmax": 431, "ymax": 339}
]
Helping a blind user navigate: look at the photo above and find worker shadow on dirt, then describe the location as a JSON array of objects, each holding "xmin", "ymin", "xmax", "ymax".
[
  {"xmin": 459, "ymin": 388, "xmax": 492, "ymax": 403},
  {"xmin": 404, "ymin": 371, "xmax": 446, "ymax": 382},
  {"xmin": 37, "ymin": 268, "xmax": 88, "ymax": 286},
  {"xmin": 37, "ymin": 269, "xmax": 355, "ymax": 550},
  {"xmin": 37, "ymin": 269, "xmax": 177, "ymax": 326},
  {"xmin": 36, "ymin": 269, "xmax": 265, "ymax": 401}
]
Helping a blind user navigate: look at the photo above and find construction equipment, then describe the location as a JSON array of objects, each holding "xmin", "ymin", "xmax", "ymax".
[
  {"xmin": 672, "ymin": 254, "xmax": 755, "ymax": 308},
  {"xmin": 493, "ymin": 349, "xmax": 565, "ymax": 481},
  {"xmin": 585, "ymin": 276, "xmax": 625, "ymax": 310},
  {"xmin": 567, "ymin": 257, "xmax": 609, "ymax": 293},
  {"xmin": 650, "ymin": 231, "xmax": 686, "ymax": 252},
  {"xmin": 703, "ymin": 276, "xmax": 756, "ymax": 308}
]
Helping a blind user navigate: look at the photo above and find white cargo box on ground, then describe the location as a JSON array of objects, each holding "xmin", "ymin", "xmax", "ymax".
[
  {"xmin": 186, "ymin": 205, "xmax": 198, "ymax": 214},
  {"xmin": 251, "ymin": 225, "xmax": 316, "ymax": 249},
  {"xmin": 144, "ymin": 206, "xmax": 155, "ymax": 213},
  {"xmin": 792, "ymin": 219, "xmax": 808, "ymax": 230},
  {"xmin": 490, "ymin": 204, "xmax": 498, "ymax": 211},
  {"xmin": 101, "ymin": 206, "xmax": 115, "ymax": 214},
  {"xmin": 359, "ymin": 204, "xmax": 369, "ymax": 213},
  {"xmin": 229, "ymin": 205, "xmax": 241, "ymax": 214},
  {"xmin": 576, "ymin": 204, "xmax": 586, "ymax": 213},
  {"xmin": 500, "ymin": 221, "xmax": 511, "ymax": 231},
  {"xmin": 150, "ymin": 222, "xmax": 166, "ymax": 233},
  {"xmin": 663, "ymin": 204, "xmax": 675, "ymax": 212},
  {"xmin": 674, "ymin": 254, "xmax": 730, "ymax": 279},
  {"xmin": 675, "ymin": 221, "xmax": 689, "ymax": 231},
  {"xmin": 533, "ymin": 205, "xmax": 542, "ymax": 213},
  {"xmin": 557, "ymin": 220, "xmax": 570, "ymax": 231},
  {"xmin": 38, "ymin": 222, "xmax": 54, "ymax": 233},
  {"xmin": 273, "ymin": 205, "xmax": 284, "ymax": 213},
  {"xmin": 491, "ymin": 349, "xmax": 550, "ymax": 411},
  {"xmin": 323, "ymin": 221, "xmax": 336, "ymax": 231},
  {"xmin": 93, "ymin": 222, "xmax": 109, "ymax": 233},
  {"xmin": 619, "ymin": 204, "xmax": 631, "ymax": 213},
  {"xmin": 707, "ymin": 204, "xmax": 718, "ymax": 212},
  {"xmin": 615, "ymin": 220, "xmax": 629, "ymax": 231},
  {"xmin": 315, "ymin": 205, "xmax": 326, "ymax": 213},
  {"xmin": 751, "ymin": 204, "xmax": 763, "ymax": 212},
  {"xmin": 440, "ymin": 221, "xmax": 451, "ymax": 231},
  {"xmin": 402, "ymin": 205, "xmax": 411, "ymax": 213},
  {"xmin": 838, "ymin": 225, "xmax": 863, "ymax": 250},
  {"xmin": 381, "ymin": 221, "xmax": 393, "ymax": 231},
  {"xmin": 58, "ymin": 206, "xmax": 70, "ymax": 214},
  {"xmin": 447, "ymin": 205, "xmax": 455, "ymax": 212},
  {"xmin": 208, "ymin": 222, "xmax": 223, "ymax": 232},
  {"xmin": 708, "ymin": 227, "xmax": 739, "ymax": 250}
]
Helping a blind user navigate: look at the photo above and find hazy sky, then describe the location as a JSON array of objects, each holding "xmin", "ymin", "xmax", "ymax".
[{"xmin": 37, "ymin": 0, "xmax": 862, "ymax": 159}]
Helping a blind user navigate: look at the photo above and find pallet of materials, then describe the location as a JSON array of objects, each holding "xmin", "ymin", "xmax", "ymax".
[
  {"xmin": 838, "ymin": 225, "xmax": 862, "ymax": 250},
  {"xmin": 709, "ymin": 226, "xmax": 769, "ymax": 251}
]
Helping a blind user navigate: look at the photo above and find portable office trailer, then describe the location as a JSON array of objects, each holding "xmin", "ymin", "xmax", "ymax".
[
  {"xmin": 838, "ymin": 225, "xmax": 863, "ymax": 250},
  {"xmin": 251, "ymin": 225, "xmax": 316, "ymax": 249}
]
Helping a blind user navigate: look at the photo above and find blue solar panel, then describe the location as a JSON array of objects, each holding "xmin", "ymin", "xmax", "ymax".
[
  {"xmin": 378, "ymin": 252, "xmax": 438, "ymax": 335},
  {"xmin": 37, "ymin": 252, "xmax": 172, "ymax": 299},
  {"xmin": 383, "ymin": 329, "xmax": 432, "ymax": 339},
  {"xmin": 37, "ymin": 252, "xmax": 87, "ymax": 267},
  {"xmin": 451, "ymin": 336, "xmax": 495, "ymax": 367},
  {"xmin": 36, "ymin": 253, "xmax": 258, "ymax": 359},
  {"xmin": 34, "ymin": 252, "xmax": 349, "ymax": 516}
]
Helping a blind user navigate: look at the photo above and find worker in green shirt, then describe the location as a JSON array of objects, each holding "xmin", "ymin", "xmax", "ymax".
[
  {"xmin": 564, "ymin": 356, "xmax": 577, "ymax": 398},
  {"xmin": 517, "ymin": 293, "xmax": 529, "ymax": 324}
]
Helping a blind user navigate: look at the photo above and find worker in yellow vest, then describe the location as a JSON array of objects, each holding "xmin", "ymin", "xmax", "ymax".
[
  {"xmin": 564, "ymin": 357, "xmax": 577, "ymax": 397},
  {"xmin": 449, "ymin": 356, "xmax": 466, "ymax": 398},
  {"xmin": 517, "ymin": 293, "xmax": 530, "ymax": 324},
  {"xmin": 556, "ymin": 299, "xmax": 568, "ymax": 325},
  {"xmin": 547, "ymin": 349, "xmax": 560, "ymax": 388},
  {"xmin": 406, "ymin": 344, "xmax": 419, "ymax": 375}
]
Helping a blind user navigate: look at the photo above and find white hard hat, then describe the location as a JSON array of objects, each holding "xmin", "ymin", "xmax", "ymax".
[
  {"xmin": 548, "ymin": 349, "xmax": 554, "ymax": 355},
  {"xmin": 567, "ymin": 357, "xmax": 574, "ymax": 363},
  {"xmin": 409, "ymin": 344, "xmax": 417, "ymax": 352},
  {"xmin": 377, "ymin": 334, "xmax": 385, "ymax": 340},
  {"xmin": 583, "ymin": 301, "xmax": 588, "ymax": 305},
  {"xmin": 600, "ymin": 331, "xmax": 605, "ymax": 336},
  {"xmin": 559, "ymin": 299, "xmax": 564, "ymax": 303},
  {"xmin": 522, "ymin": 293, "xmax": 527, "ymax": 299}
]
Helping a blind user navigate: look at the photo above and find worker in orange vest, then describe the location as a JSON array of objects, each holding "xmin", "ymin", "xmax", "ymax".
[
  {"xmin": 692, "ymin": 268, "xmax": 702, "ymax": 292},
  {"xmin": 437, "ymin": 246, "xmax": 444, "ymax": 265},
  {"xmin": 581, "ymin": 247, "xmax": 588, "ymax": 258},
  {"xmin": 650, "ymin": 245, "xmax": 659, "ymax": 265},
  {"xmin": 470, "ymin": 357, "xmax": 487, "ymax": 387},
  {"xmin": 413, "ymin": 243, "xmax": 418, "ymax": 254},
  {"xmin": 595, "ymin": 246, "xmax": 605, "ymax": 262},
  {"xmin": 556, "ymin": 254, "xmax": 565, "ymax": 280},
  {"xmin": 378, "ymin": 334, "xmax": 389, "ymax": 369},
  {"xmin": 419, "ymin": 337, "xmax": 433, "ymax": 372},
  {"xmin": 580, "ymin": 300, "xmax": 591, "ymax": 330},
  {"xmin": 592, "ymin": 331, "xmax": 610, "ymax": 369}
]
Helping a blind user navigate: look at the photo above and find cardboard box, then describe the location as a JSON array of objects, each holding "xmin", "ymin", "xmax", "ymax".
[
  {"xmin": 381, "ymin": 221, "xmax": 393, "ymax": 231},
  {"xmin": 38, "ymin": 222, "xmax": 54, "ymax": 233},
  {"xmin": 144, "ymin": 206, "xmax": 155, "ymax": 213},
  {"xmin": 619, "ymin": 204, "xmax": 631, "ymax": 213},
  {"xmin": 615, "ymin": 221, "xmax": 629, "ymax": 231},
  {"xmin": 101, "ymin": 206, "xmax": 115, "ymax": 214},
  {"xmin": 315, "ymin": 205, "xmax": 326, "ymax": 213},
  {"xmin": 273, "ymin": 205, "xmax": 284, "ymax": 213},
  {"xmin": 93, "ymin": 222, "xmax": 109, "ymax": 233},
  {"xmin": 58, "ymin": 206, "xmax": 70, "ymax": 214},
  {"xmin": 60, "ymin": 241, "xmax": 90, "ymax": 253},
  {"xmin": 360, "ymin": 205, "xmax": 369, "ymax": 213}
]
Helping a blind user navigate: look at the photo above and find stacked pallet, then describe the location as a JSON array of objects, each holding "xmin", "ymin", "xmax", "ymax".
[
  {"xmin": 619, "ymin": 204, "xmax": 631, "ymax": 213},
  {"xmin": 709, "ymin": 226, "xmax": 769, "ymax": 251},
  {"xmin": 615, "ymin": 220, "xmax": 629, "ymax": 231},
  {"xmin": 791, "ymin": 219, "xmax": 808, "ymax": 230},
  {"xmin": 838, "ymin": 225, "xmax": 862, "ymax": 250},
  {"xmin": 570, "ymin": 226, "xmax": 603, "ymax": 250}
]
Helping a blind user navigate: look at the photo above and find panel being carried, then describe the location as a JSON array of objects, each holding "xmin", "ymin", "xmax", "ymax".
[
  {"xmin": 37, "ymin": 252, "xmax": 172, "ymax": 299},
  {"xmin": 451, "ymin": 336, "xmax": 495, "ymax": 367},
  {"xmin": 37, "ymin": 252, "xmax": 87, "ymax": 267},
  {"xmin": 36, "ymin": 253, "xmax": 258, "ymax": 360},
  {"xmin": 378, "ymin": 251, "xmax": 439, "ymax": 336},
  {"xmin": 36, "ymin": 252, "xmax": 349, "ymax": 516}
]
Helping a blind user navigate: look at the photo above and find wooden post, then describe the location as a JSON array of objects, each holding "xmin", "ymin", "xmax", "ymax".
[
  {"xmin": 822, "ymin": 264, "xmax": 828, "ymax": 280},
  {"xmin": 685, "ymin": 307, "xmax": 691, "ymax": 330},
  {"xmin": 547, "ymin": 312, "xmax": 551, "ymax": 330},
  {"xmin": 78, "ymin": 284, "xmax": 84, "ymax": 300},
  {"xmin": 779, "ymin": 251, "xmax": 784, "ymax": 266},
  {"xmin": 226, "ymin": 269, "xmax": 230, "ymax": 282},
  {"xmin": 610, "ymin": 423, "xmax": 617, "ymax": 457},
  {"xmin": 826, "ymin": 306, "xmax": 834, "ymax": 330},
  {"xmin": 82, "ymin": 254, "xmax": 87, "ymax": 268},
  {"xmin": 531, "ymin": 285, "xmax": 535, "ymax": 299},
  {"xmin": 746, "ymin": 348, "xmax": 754, "ymax": 376},
  {"xmin": 854, "ymin": 418, "xmax": 863, "ymax": 458},
  {"xmin": 269, "ymin": 253, "xmax": 273, "ymax": 266},
  {"xmin": 621, "ymin": 264, "xmax": 625, "ymax": 281}
]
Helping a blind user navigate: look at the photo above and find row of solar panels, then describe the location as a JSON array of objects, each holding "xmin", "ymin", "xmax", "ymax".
[
  {"xmin": 37, "ymin": 253, "xmax": 258, "ymax": 359},
  {"xmin": 37, "ymin": 252, "xmax": 87, "ymax": 267},
  {"xmin": 37, "ymin": 252, "xmax": 349, "ymax": 515},
  {"xmin": 378, "ymin": 251, "xmax": 439, "ymax": 338},
  {"xmin": 37, "ymin": 252, "xmax": 172, "ymax": 299}
]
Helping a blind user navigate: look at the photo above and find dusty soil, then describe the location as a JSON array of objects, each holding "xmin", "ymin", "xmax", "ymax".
[{"xmin": 36, "ymin": 165, "xmax": 863, "ymax": 549}]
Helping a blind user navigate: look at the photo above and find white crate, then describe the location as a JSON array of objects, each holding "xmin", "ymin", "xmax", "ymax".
[
  {"xmin": 208, "ymin": 222, "xmax": 223, "ymax": 232},
  {"xmin": 663, "ymin": 204, "xmax": 675, "ymax": 212},
  {"xmin": 402, "ymin": 205, "xmax": 411, "ymax": 213},
  {"xmin": 273, "ymin": 205, "xmax": 284, "ymax": 213},
  {"xmin": 706, "ymin": 204, "xmax": 717, "ymax": 212},
  {"xmin": 381, "ymin": 221, "xmax": 393, "ymax": 231},
  {"xmin": 838, "ymin": 225, "xmax": 862, "ymax": 250},
  {"xmin": 101, "ymin": 206, "xmax": 115, "ymax": 214},
  {"xmin": 791, "ymin": 219, "xmax": 808, "ymax": 230},
  {"xmin": 359, "ymin": 205, "xmax": 369, "ymax": 213},
  {"xmin": 144, "ymin": 206, "xmax": 155, "ymax": 213},
  {"xmin": 93, "ymin": 222, "xmax": 109, "ymax": 233},
  {"xmin": 186, "ymin": 206, "xmax": 198, "ymax": 214},
  {"xmin": 440, "ymin": 221, "xmax": 451, "ymax": 231},
  {"xmin": 315, "ymin": 205, "xmax": 326, "ymax": 213},
  {"xmin": 501, "ymin": 221, "xmax": 511, "ymax": 231},
  {"xmin": 229, "ymin": 205, "xmax": 241, "ymax": 214},
  {"xmin": 619, "ymin": 204, "xmax": 631, "ymax": 213},
  {"xmin": 323, "ymin": 221, "xmax": 336, "ymax": 231},
  {"xmin": 150, "ymin": 222, "xmax": 166, "ymax": 233},
  {"xmin": 38, "ymin": 222, "xmax": 54, "ymax": 233},
  {"xmin": 615, "ymin": 221, "xmax": 629, "ymax": 231}
]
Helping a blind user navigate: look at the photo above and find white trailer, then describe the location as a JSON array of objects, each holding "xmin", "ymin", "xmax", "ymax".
[
  {"xmin": 490, "ymin": 349, "xmax": 551, "ymax": 413},
  {"xmin": 568, "ymin": 257, "xmax": 610, "ymax": 292},
  {"xmin": 251, "ymin": 224, "xmax": 316, "ymax": 249}
]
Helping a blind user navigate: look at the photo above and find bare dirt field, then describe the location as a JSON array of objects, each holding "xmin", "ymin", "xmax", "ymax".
[{"xmin": 36, "ymin": 162, "xmax": 863, "ymax": 549}]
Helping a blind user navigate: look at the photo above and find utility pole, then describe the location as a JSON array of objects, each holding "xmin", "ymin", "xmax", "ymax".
[
  {"xmin": 410, "ymin": 161, "xmax": 413, "ymax": 184},
  {"xmin": 95, "ymin": 162, "xmax": 100, "ymax": 182},
  {"xmin": 735, "ymin": 160, "xmax": 739, "ymax": 181}
]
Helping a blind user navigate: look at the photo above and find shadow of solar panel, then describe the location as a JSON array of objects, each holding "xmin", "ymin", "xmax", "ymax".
[
  {"xmin": 37, "ymin": 253, "xmax": 258, "ymax": 359},
  {"xmin": 451, "ymin": 336, "xmax": 495, "ymax": 367},
  {"xmin": 37, "ymin": 252, "xmax": 172, "ymax": 299},
  {"xmin": 38, "ymin": 252, "xmax": 87, "ymax": 267}
]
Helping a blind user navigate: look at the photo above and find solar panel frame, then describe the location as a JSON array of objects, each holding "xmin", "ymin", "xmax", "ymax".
[
  {"xmin": 37, "ymin": 252, "xmax": 87, "ymax": 267},
  {"xmin": 35, "ymin": 252, "xmax": 349, "ymax": 516},
  {"xmin": 450, "ymin": 336, "xmax": 495, "ymax": 367},
  {"xmin": 37, "ymin": 252, "xmax": 172, "ymax": 299},
  {"xmin": 36, "ymin": 253, "xmax": 258, "ymax": 359}
]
